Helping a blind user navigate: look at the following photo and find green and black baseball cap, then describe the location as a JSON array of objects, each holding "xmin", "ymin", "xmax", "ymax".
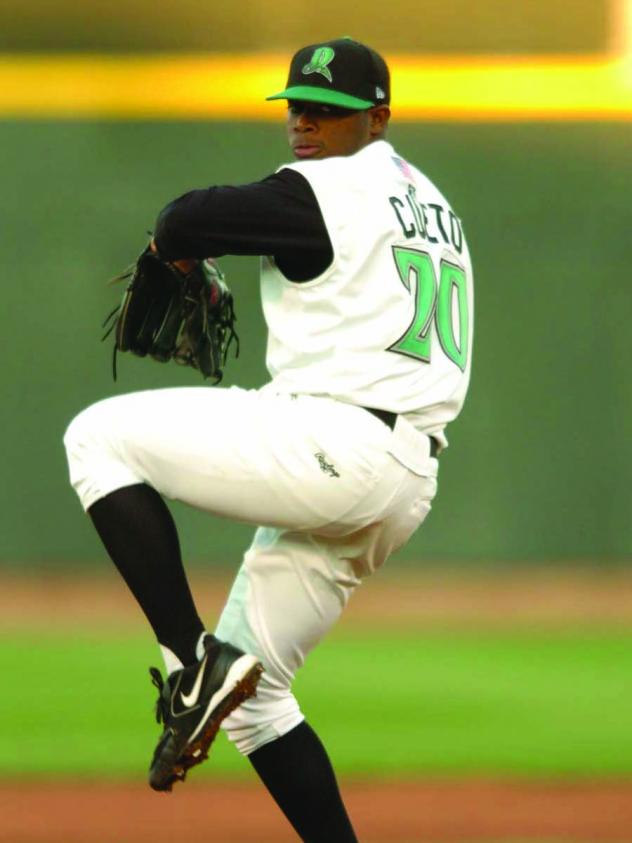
[{"xmin": 266, "ymin": 37, "xmax": 390, "ymax": 110}]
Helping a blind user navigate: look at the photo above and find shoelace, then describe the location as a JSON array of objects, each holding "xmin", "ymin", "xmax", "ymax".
[{"xmin": 149, "ymin": 667, "xmax": 169, "ymax": 725}]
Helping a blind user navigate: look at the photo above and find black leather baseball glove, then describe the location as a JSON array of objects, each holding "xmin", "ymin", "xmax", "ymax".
[{"xmin": 103, "ymin": 245, "xmax": 238, "ymax": 382}]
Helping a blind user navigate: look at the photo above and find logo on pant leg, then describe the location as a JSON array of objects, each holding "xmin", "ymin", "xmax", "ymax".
[{"xmin": 314, "ymin": 452, "xmax": 340, "ymax": 478}]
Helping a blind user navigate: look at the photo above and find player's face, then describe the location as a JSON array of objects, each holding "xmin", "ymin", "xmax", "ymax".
[{"xmin": 287, "ymin": 101, "xmax": 389, "ymax": 160}]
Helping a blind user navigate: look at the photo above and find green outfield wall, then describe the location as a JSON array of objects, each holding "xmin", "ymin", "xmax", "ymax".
[{"xmin": 1, "ymin": 121, "xmax": 629, "ymax": 566}]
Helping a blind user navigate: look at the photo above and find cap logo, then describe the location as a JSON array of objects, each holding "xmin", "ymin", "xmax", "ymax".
[
  {"xmin": 302, "ymin": 47, "xmax": 335, "ymax": 84},
  {"xmin": 375, "ymin": 86, "xmax": 386, "ymax": 100}
]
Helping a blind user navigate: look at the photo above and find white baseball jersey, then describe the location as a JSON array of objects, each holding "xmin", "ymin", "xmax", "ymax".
[
  {"xmin": 65, "ymin": 137, "xmax": 470, "ymax": 766},
  {"xmin": 261, "ymin": 139, "xmax": 474, "ymax": 446}
]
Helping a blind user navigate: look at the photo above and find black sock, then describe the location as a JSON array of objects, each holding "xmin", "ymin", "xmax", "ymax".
[
  {"xmin": 88, "ymin": 483, "xmax": 204, "ymax": 666},
  {"xmin": 249, "ymin": 721, "xmax": 358, "ymax": 843}
]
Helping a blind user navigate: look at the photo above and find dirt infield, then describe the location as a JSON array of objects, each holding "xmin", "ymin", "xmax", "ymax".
[
  {"xmin": 3, "ymin": 566, "xmax": 632, "ymax": 632},
  {"xmin": 3, "ymin": 779, "xmax": 632, "ymax": 842}
]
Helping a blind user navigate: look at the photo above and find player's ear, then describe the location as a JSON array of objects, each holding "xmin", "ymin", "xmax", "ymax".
[{"xmin": 369, "ymin": 105, "xmax": 390, "ymax": 137}]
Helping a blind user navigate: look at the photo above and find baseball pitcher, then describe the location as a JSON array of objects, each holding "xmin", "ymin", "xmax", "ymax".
[{"xmin": 64, "ymin": 37, "xmax": 473, "ymax": 842}]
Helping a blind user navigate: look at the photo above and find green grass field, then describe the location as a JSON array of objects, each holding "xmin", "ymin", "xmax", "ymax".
[{"xmin": 4, "ymin": 627, "xmax": 632, "ymax": 780}]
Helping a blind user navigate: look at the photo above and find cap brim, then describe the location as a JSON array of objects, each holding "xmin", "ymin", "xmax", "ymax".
[{"xmin": 266, "ymin": 85, "xmax": 374, "ymax": 110}]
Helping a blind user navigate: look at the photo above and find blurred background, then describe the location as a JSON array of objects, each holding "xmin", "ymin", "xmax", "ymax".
[
  {"xmin": 0, "ymin": 0, "xmax": 617, "ymax": 52},
  {"xmin": 1, "ymin": 0, "xmax": 631, "ymax": 566},
  {"xmin": 1, "ymin": 2, "xmax": 631, "ymax": 842}
]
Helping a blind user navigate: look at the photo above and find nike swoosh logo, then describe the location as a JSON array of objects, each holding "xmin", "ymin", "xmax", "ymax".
[{"xmin": 180, "ymin": 655, "xmax": 208, "ymax": 708}]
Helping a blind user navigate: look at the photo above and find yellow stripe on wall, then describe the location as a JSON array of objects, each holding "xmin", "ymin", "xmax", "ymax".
[{"xmin": 1, "ymin": 53, "xmax": 631, "ymax": 120}]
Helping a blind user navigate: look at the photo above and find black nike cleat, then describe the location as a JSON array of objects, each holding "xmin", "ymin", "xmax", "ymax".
[{"xmin": 148, "ymin": 636, "xmax": 263, "ymax": 792}]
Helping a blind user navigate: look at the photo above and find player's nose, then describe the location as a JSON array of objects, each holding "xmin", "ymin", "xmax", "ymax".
[{"xmin": 292, "ymin": 110, "xmax": 317, "ymax": 131}]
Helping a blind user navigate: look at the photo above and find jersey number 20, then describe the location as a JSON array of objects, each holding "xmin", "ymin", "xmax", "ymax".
[{"xmin": 388, "ymin": 246, "xmax": 469, "ymax": 372}]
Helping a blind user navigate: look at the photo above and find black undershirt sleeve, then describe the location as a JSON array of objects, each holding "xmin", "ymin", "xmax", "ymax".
[{"xmin": 153, "ymin": 168, "xmax": 333, "ymax": 282}]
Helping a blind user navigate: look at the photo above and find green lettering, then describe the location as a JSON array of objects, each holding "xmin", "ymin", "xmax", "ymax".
[
  {"xmin": 389, "ymin": 196, "xmax": 415, "ymax": 239},
  {"xmin": 388, "ymin": 247, "xmax": 437, "ymax": 362},
  {"xmin": 436, "ymin": 260, "xmax": 469, "ymax": 371},
  {"xmin": 428, "ymin": 203, "xmax": 449, "ymax": 243},
  {"xmin": 405, "ymin": 186, "xmax": 426, "ymax": 238},
  {"xmin": 449, "ymin": 211, "xmax": 463, "ymax": 254},
  {"xmin": 420, "ymin": 204, "xmax": 438, "ymax": 244},
  {"xmin": 387, "ymin": 247, "xmax": 470, "ymax": 371}
]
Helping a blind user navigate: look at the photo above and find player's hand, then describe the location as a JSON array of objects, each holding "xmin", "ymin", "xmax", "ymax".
[{"xmin": 150, "ymin": 239, "xmax": 198, "ymax": 275}]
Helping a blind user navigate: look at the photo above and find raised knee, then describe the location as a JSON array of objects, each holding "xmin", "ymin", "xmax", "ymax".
[
  {"xmin": 63, "ymin": 400, "xmax": 141, "ymax": 511},
  {"xmin": 63, "ymin": 396, "xmax": 121, "ymax": 462},
  {"xmin": 63, "ymin": 403, "xmax": 112, "ymax": 480},
  {"xmin": 63, "ymin": 406, "xmax": 95, "ymax": 457}
]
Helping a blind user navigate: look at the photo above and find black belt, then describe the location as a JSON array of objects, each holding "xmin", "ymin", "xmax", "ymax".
[{"xmin": 362, "ymin": 406, "xmax": 438, "ymax": 458}]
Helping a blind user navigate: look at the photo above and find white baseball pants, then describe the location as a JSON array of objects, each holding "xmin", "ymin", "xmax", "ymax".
[{"xmin": 64, "ymin": 386, "xmax": 438, "ymax": 754}]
